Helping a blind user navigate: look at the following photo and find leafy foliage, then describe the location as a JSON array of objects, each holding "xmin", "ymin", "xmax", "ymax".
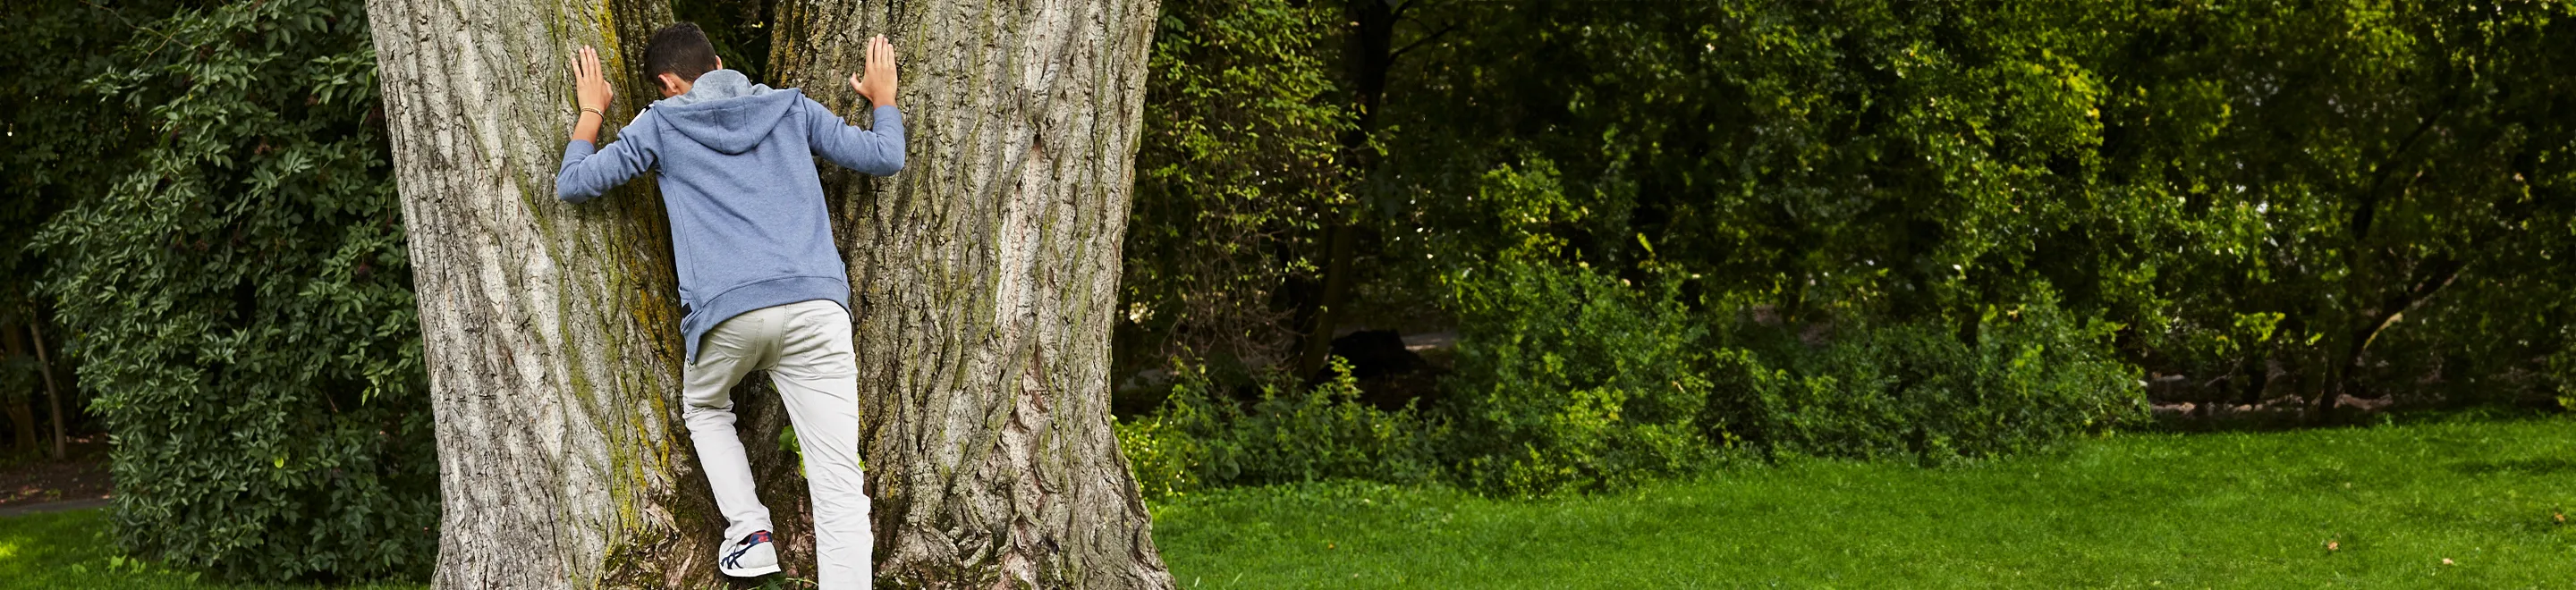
[
  {"xmin": 1706, "ymin": 291, "xmax": 2144, "ymax": 464},
  {"xmin": 1118, "ymin": 358, "xmax": 1441, "ymax": 499},
  {"xmin": 1120, "ymin": 0, "xmax": 1354, "ymax": 374},
  {"xmin": 1439, "ymin": 259, "xmax": 1712, "ymax": 495},
  {"xmin": 1118, "ymin": 0, "xmax": 2576, "ymax": 499},
  {"xmin": 1369, "ymin": 0, "xmax": 2576, "ymax": 409},
  {"xmin": 24, "ymin": 0, "xmax": 435, "ymax": 580}
]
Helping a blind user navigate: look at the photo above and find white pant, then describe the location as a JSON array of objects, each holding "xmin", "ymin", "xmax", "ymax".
[{"xmin": 682, "ymin": 299, "xmax": 869, "ymax": 589}]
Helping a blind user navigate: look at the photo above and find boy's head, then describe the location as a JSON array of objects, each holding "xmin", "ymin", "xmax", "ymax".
[{"xmin": 644, "ymin": 22, "xmax": 723, "ymax": 97}]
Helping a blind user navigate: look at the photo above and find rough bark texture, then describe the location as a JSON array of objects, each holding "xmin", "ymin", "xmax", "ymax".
[
  {"xmin": 367, "ymin": 0, "xmax": 760, "ymax": 586},
  {"xmin": 372, "ymin": 0, "xmax": 1170, "ymax": 586},
  {"xmin": 767, "ymin": 0, "xmax": 1174, "ymax": 586}
]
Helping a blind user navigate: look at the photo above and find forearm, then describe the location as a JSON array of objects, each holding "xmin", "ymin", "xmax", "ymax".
[
  {"xmin": 556, "ymin": 114, "xmax": 655, "ymax": 203},
  {"xmin": 572, "ymin": 109, "xmax": 603, "ymax": 143}
]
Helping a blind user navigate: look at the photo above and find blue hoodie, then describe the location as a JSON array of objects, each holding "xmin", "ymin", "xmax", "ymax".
[{"xmin": 555, "ymin": 69, "xmax": 903, "ymax": 362}]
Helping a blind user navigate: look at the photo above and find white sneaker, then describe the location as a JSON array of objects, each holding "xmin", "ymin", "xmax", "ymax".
[{"xmin": 719, "ymin": 530, "xmax": 781, "ymax": 577}]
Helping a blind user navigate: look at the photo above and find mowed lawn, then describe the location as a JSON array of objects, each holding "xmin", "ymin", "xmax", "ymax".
[
  {"xmin": 1, "ymin": 417, "xmax": 2569, "ymax": 588},
  {"xmin": 1150, "ymin": 417, "xmax": 2576, "ymax": 588},
  {"xmin": 0, "ymin": 508, "xmax": 423, "ymax": 590}
]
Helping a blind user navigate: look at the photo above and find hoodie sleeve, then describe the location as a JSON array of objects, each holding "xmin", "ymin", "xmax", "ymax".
[
  {"xmin": 555, "ymin": 113, "xmax": 661, "ymax": 204},
  {"xmin": 801, "ymin": 97, "xmax": 905, "ymax": 176}
]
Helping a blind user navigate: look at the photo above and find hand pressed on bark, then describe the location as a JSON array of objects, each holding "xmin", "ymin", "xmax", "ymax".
[
  {"xmin": 569, "ymin": 45, "xmax": 614, "ymax": 144},
  {"xmin": 849, "ymin": 35, "xmax": 899, "ymax": 108}
]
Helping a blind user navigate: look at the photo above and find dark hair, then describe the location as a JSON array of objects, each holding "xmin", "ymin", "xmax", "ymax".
[{"xmin": 644, "ymin": 22, "xmax": 720, "ymax": 88}]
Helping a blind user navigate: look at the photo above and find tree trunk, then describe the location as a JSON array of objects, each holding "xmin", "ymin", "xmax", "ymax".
[
  {"xmin": 30, "ymin": 322, "xmax": 66, "ymax": 459},
  {"xmin": 1292, "ymin": 0, "xmax": 1400, "ymax": 377},
  {"xmin": 766, "ymin": 0, "xmax": 1174, "ymax": 586},
  {"xmin": 370, "ymin": 0, "xmax": 1171, "ymax": 586},
  {"xmin": 366, "ymin": 0, "xmax": 764, "ymax": 586}
]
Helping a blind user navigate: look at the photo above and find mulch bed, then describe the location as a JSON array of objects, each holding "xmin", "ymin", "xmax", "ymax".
[{"xmin": 0, "ymin": 435, "xmax": 114, "ymax": 509}]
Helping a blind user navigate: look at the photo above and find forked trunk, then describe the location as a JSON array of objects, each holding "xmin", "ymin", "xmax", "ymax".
[{"xmin": 369, "ymin": 0, "xmax": 1170, "ymax": 586}]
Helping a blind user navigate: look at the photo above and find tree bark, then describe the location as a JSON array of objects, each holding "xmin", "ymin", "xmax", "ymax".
[
  {"xmin": 30, "ymin": 322, "xmax": 65, "ymax": 459},
  {"xmin": 371, "ymin": 0, "xmax": 1171, "ymax": 586},
  {"xmin": 767, "ymin": 0, "xmax": 1174, "ymax": 586},
  {"xmin": 366, "ymin": 0, "xmax": 759, "ymax": 586}
]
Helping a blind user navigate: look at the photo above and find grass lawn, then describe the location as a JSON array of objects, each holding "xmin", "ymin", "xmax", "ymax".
[
  {"xmin": 0, "ymin": 509, "xmax": 423, "ymax": 590},
  {"xmin": 1150, "ymin": 416, "xmax": 2576, "ymax": 588},
  {"xmin": 4, "ymin": 417, "xmax": 2568, "ymax": 588}
]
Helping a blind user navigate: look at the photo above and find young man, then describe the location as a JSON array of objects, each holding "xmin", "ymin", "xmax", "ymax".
[{"xmin": 555, "ymin": 22, "xmax": 902, "ymax": 588}]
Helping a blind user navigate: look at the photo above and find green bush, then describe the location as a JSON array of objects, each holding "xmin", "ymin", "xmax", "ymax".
[
  {"xmin": 1118, "ymin": 358, "xmax": 1442, "ymax": 499},
  {"xmin": 1440, "ymin": 261, "xmax": 1715, "ymax": 496},
  {"xmin": 1707, "ymin": 291, "xmax": 2146, "ymax": 464},
  {"xmin": 30, "ymin": 0, "xmax": 436, "ymax": 580},
  {"xmin": 1121, "ymin": 267, "xmax": 2142, "ymax": 498}
]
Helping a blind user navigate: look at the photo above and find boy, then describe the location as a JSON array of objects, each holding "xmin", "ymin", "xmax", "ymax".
[{"xmin": 555, "ymin": 22, "xmax": 902, "ymax": 589}]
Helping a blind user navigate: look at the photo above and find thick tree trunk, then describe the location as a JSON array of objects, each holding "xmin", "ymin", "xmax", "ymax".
[
  {"xmin": 371, "ymin": 0, "xmax": 1170, "ymax": 586},
  {"xmin": 767, "ymin": 0, "xmax": 1173, "ymax": 586},
  {"xmin": 366, "ymin": 0, "xmax": 764, "ymax": 586}
]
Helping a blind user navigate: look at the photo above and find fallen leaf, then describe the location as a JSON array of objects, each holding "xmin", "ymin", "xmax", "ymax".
[
  {"xmin": 2325, "ymin": 541, "xmax": 2339, "ymax": 552},
  {"xmin": 2442, "ymin": 558, "xmax": 2454, "ymax": 566}
]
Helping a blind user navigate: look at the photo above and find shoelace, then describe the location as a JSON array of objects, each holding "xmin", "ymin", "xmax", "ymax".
[{"xmin": 723, "ymin": 531, "xmax": 773, "ymax": 569}]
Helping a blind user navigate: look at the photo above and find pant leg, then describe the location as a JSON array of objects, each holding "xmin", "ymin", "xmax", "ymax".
[
  {"xmin": 682, "ymin": 306, "xmax": 787, "ymax": 543},
  {"xmin": 767, "ymin": 300, "xmax": 870, "ymax": 590}
]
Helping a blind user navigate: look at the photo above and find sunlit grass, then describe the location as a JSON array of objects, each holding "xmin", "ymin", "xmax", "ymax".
[
  {"xmin": 8, "ymin": 416, "xmax": 2570, "ymax": 588},
  {"xmin": 0, "ymin": 509, "xmax": 422, "ymax": 590},
  {"xmin": 1152, "ymin": 416, "xmax": 2576, "ymax": 588}
]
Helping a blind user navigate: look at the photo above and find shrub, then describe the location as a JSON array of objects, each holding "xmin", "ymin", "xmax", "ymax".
[
  {"xmin": 1707, "ymin": 291, "xmax": 2146, "ymax": 464},
  {"xmin": 1118, "ymin": 358, "xmax": 1442, "ymax": 499},
  {"xmin": 1440, "ymin": 261, "xmax": 1715, "ymax": 496},
  {"xmin": 30, "ymin": 0, "xmax": 436, "ymax": 580}
]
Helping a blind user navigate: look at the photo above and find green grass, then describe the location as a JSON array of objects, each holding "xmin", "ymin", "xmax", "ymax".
[
  {"xmin": 1150, "ymin": 417, "xmax": 2576, "ymax": 588},
  {"xmin": 6, "ymin": 417, "xmax": 2569, "ymax": 588},
  {"xmin": 0, "ymin": 509, "xmax": 422, "ymax": 590}
]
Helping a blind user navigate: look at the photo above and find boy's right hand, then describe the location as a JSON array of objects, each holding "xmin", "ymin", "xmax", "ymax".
[
  {"xmin": 573, "ymin": 46, "xmax": 614, "ymax": 114},
  {"xmin": 851, "ymin": 35, "xmax": 899, "ymax": 108}
]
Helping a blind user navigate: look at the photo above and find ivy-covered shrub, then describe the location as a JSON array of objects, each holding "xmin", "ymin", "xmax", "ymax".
[
  {"xmin": 1440, "ymin": 261, "xmax": 1715, "ymax": 496},
  {"xmin": 1707, "ymin": 291, "xmax": 2146, "ymax": 464},
  {"xmin": 30, "ymin": 0, "xmax": 436, "ymax": 580},
  {"xmin": 1117, "ymin": 358, "xmax": 1442, "ymax": 499}
]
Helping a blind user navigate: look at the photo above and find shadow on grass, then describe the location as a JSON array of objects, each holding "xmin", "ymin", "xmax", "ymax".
[{"xmin": 2446, "ymin": 457, "xmax": 2576, "ymax": 476}]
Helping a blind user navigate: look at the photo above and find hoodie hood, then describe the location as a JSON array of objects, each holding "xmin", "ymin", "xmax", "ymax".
[{"xmin": 650, "ymin": 69, "xmax": 798, "ymax": 155}]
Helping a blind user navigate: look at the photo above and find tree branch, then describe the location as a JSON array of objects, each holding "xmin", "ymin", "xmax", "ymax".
[{"xmin": 1389, "ymin": 22, "xmax": 1459, "ymax": 62}]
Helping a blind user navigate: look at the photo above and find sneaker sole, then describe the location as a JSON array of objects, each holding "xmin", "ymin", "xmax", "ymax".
[{"xmin": 720, "ymin": 563, "xmax": 783, "ymax": 577}]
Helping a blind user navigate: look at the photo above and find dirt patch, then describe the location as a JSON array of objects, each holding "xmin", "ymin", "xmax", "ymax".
[{"xmin": 0, "ymin": 435, "xmax": 113, "ymax": 508}]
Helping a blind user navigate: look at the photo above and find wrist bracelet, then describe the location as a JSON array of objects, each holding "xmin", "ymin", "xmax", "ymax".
[{"xmin": 580, "ymin": 107, "xmax": 602, "ymax": 117}]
